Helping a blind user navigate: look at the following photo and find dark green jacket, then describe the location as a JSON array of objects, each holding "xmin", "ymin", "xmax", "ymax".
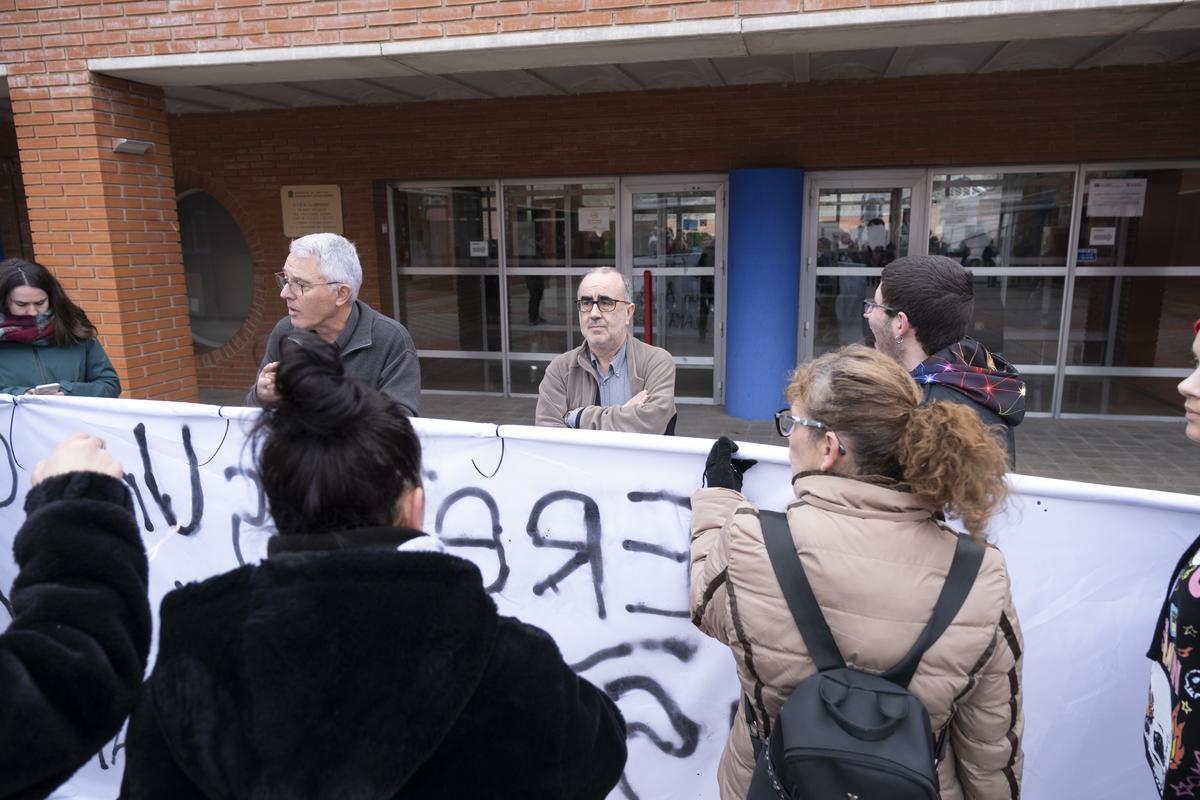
[{"xmin": 0, "ymin": 338, "xmax": 121, "ymax": 397}]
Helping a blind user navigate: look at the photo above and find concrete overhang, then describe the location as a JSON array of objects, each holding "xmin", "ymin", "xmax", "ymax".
[{"xmin": 74, "ymin": 0, "xmax": 1200, "ymax": 112}]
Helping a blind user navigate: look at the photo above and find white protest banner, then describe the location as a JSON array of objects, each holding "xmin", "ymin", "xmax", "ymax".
[{"xmin": 0, "ymin": 395, "xmax": 1195, "ymax": 800}]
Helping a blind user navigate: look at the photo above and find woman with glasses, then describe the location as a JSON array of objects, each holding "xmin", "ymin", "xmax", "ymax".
[
  {"xmin": 690, "ymin": 344, "xmax": 1024, "ymax": 799},
  {"xmin": 121, "ymin": 331, "xmax": 627, "ymax": 799},
  {"xmin": 0, "ymin": 258, "xmax": 120, "ymax": 397}
]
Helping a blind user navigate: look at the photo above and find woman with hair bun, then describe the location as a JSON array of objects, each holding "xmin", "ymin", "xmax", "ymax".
[
  {"xmin": 691, "ymin": 344, "xmax": 1023, "ymax": 799},
  {"xmin": 0, "ymin": 258, "xmax": 120, "ymax": 397},
  {"xmin": 119, "ymin": 331, "xmax": 628, "ymax": 799}
]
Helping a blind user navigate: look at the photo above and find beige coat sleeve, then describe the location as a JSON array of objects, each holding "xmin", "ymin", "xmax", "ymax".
[
  {"xmin": 534, "ymin": 353, "xmax": 572, "ymax": 427},
  {"xmin": 576, "ymin": 348, "xmax": 677, "ymax": 434},
  {"xmin": 950, "ymin": 577, "xmax": 1024, "ymax": 800},
  {"xmin": 689, "ymin": 487, "xmax": 749, "ymax": 646}
]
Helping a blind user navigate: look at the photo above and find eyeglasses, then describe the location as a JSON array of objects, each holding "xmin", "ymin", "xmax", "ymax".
[
  {"xmin": 775, "ymin": 409, "xmax": 832, "ymax": 438},
  {"xmin": 862, "ymin": 298, "xmax": 900, "ymax": 316},
  {"xmin": 275, "ymin": 272, "xmax": 341, "ymax": 295},
  {"xmin": 576, "ymin": 296, "xmax": 631, "ymax": 313}
]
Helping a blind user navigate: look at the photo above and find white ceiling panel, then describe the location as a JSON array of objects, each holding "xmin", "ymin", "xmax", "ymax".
[
  {"xmin": 1086, "ymin": 28, "xmax": 1200, "ymax": 67},
  {"xmin": 810, "ymin": 48, "xmax": 893, "ymax": 80},
  {"xmin": 979, "ymin": 34, "xmax": 1117, "ymax": 72},
  {"xmin": 893, "ymin": 42, "xmax": 1000, "ymax": 76},
  {"xmin": 711, "ymin": 54, "xmax": 797, "ymax": 85},
  {"xmin": 531, "ymin": 64, "xmax": 638, "ymax": 94},
  {"xmin": 620, "ymin": 60, "xmax": 711, "ymax": 90}
]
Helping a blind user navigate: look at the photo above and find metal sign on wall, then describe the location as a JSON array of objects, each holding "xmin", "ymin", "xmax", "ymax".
[{"xmin": 280, "ymin": 185, "xmax": 344, "ymax": 236}]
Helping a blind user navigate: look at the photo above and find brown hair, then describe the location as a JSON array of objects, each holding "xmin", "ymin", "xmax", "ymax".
[
  {"xmin": 785, "ymin": 344, "xmax": 1008, "ymax": 539},
  {"xmin": 880, "ymin": 255, "xmax": 973, "ymax": 355}
]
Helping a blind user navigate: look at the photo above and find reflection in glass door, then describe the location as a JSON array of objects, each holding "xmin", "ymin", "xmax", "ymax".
[
  {"xmin": 503, "ymin": 181, "xmax": 617, "ymax": 395},
  {"xmin": 390, "ymin": 183, "xmax": 503, "ymax": 392},
  {"xmin": 800, "ymin": 173, "xmax": 926, "ymax": 361},
  {"xmin": 623, "ymin": 179, "xmax": 724, "ymax": 401}
]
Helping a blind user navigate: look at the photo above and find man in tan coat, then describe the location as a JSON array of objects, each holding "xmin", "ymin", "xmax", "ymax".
[{"xmin": 535, "ymin": 267, "xmax": 677, "ymax": 434}]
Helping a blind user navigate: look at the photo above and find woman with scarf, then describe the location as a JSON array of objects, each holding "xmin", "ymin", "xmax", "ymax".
[{"xmin": 0, "ymin": 258, "xmax": 120, "ymax": 397}]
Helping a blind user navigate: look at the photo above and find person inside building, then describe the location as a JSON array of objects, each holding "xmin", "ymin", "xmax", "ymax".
[
  {"xmin": 246, "ymin": 232, "xmax": 421, "ymax": 415},
  {"xmin": 862, "ymin": 254, "xmax": 1024, "ymax": 468},
  {"xmin": 0, "ymin": 258, "xmax": 121, "ymax": 397},
  {"xmin": 123, "ymin": 331, "xmax": 628, "ymax": 799},
  {"xmin": 535, "ymin": 266, "xmax": 677, "ymax": 434},
  {"xmin": 690, "ymin": 345, "xmax": 1023, "ymax": 800},
  {"xmin": 1, "ymin": 432, "xmax": 150, "ymax": 799},
  {"xmin": 1145, "ymin": 318, "xmax": 1200, "ymax": 798}
]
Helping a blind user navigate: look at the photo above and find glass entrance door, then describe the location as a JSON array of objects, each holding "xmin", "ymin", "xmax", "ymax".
[
  {"xmin": 799, "ymin": 172, "xmax": 927, "ymax": 361},
  {"xmin": 389, "ymin": 182, "xmax": 504, "ymax": 393},
  {"xmin": 622, "ymin": 178, "xmax": 725, "ymax": 402}
]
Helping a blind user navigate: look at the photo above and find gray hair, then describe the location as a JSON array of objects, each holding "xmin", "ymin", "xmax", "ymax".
[
  {"xmin": 290, "ymin": 233, "xmax": 362, "ymax": 301},
  {"xmin": 581, "ymin": 266, "xmax": 634, "ymax": 302}
]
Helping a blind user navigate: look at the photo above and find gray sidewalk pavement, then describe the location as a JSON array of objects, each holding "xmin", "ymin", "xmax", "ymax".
[{"xmin": 202, "ymin": 388, "xmax": 1200, "ymax": 496}]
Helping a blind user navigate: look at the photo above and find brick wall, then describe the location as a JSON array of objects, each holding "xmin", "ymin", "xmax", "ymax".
[
  {"xmin": 8, "ymin": 72, "xmax": 198, "ymax": 400},
  {"xmin": 163, "ymin": 61, "xmax": 1199, "ymax": 390},
  {"xmin": 1, "ymin": 0, "xmax": 964, "ymax": 57}
]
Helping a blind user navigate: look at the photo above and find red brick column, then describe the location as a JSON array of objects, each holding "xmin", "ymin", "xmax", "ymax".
[{"xmin": 8, "ymin": 72, "xmax": 197, "ymax": 401}]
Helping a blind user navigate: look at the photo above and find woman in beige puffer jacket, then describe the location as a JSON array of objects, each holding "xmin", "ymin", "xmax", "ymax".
[{"xmin": 690, "ymin": 345, "xmax": 1023, "ymax": 800}]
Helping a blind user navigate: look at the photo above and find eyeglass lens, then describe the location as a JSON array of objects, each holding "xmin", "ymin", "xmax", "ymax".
[
  {"xmin": 276, "ymin": 273, "xmax": 308, "ymax": 293},
  {"xmin": 775, "ymin": 410, "xmax": 792, "ymax": 437},
  {"xmin": 577, "ymin": 296, "xmax": 618, "ymax": 312}
]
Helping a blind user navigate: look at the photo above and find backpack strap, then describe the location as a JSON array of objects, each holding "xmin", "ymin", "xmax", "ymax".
[
  {"xmin": 759, "ymin": 510, "xmax": 845, "ymax": 672},
  {"xmin": 882, "ymin": 534, "xmax": 985, "ymax": 688}
]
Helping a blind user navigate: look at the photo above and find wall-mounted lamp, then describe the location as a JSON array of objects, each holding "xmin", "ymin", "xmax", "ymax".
[{"xmin": 112, "ymin": 137, "xmax": 154, "ymax": 155}]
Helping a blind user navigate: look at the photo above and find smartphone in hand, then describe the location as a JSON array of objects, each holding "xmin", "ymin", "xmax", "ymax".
[{"xmin": 32, "ymin": 383, "xmax": 62, "ymax": 395}]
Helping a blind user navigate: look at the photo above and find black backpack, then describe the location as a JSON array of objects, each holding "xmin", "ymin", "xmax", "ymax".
[{"xmin": 745, "ymin": 510, "xmax": 984, "ymax": 800}]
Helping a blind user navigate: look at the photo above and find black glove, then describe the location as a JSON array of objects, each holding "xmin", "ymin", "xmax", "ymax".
[{"xmin": 703, "ymin": 436, "xmax": 757, "ymax": 491}]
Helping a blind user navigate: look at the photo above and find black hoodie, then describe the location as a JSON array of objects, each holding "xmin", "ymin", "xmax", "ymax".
[{"xmin": 119, "ymin": 528, "xmax": 627, "ymax": 799}]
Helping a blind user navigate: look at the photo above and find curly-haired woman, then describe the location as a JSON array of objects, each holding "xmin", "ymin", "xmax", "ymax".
[{"xmin": 691, "ymin": 344, "xmax": 1023, "ymax": 800}]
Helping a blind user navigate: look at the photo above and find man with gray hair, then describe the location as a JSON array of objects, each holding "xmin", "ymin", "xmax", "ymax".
[
  {"xmin": 246, "ymin": 233, "xmax": 420, "ymax": 415},
  {"xmin": 536, "ymin": 267, "xmax": 677, "ymax": 434}
]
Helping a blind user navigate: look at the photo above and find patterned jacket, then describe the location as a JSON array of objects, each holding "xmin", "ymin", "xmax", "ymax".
[{"xmin": 690, "ymin": 473, "xmax": 1024, "ymax": 800}]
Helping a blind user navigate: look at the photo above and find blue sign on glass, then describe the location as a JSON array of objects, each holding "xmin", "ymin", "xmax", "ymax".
[{"xmin": 1077, "ymin": 248, "xmax": 1098, "ymax": 264}]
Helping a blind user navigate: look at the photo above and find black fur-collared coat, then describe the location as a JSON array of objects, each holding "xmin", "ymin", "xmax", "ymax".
[
  {"xmin": 119, "ymin": 527, "xmax": 628, "ymax": 799},
  {"xmin": 0, "ymin": 471, "xmax": 151, "ymax": 800}
]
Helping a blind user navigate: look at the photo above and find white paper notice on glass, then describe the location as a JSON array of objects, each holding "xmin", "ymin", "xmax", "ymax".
[
  {"xmin": 1089, "ymin": 227, "xmax": 1117, "ymax": 246},
  {"xmin": 469, "ymin": 241, "xmax": 489, "ymax": 257},
  {"xmin": 578, "ymin": 207, "xmax": 611, "ymax": 232},
  {"xmin": 1088, "ymin": 179, "xmax": 1146, "ymax": 217}
]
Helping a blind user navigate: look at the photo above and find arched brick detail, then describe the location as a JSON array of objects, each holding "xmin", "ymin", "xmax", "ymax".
[{"xmin": 174, "ymin": 169, "xmax": 277, "ymax": 391}]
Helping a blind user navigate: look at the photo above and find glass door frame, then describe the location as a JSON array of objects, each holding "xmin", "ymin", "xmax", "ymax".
[
  {"xmin": 1055, "ymin": 159, "xmax": 1200, "ymax": 419},
  {"xmin": 387, "ymin": 179, "xmax": 507, "ymax": 395},
  {"xmin": 620, "ymin": 174, "xmax": 728, "ymax": 405},
  {"xmin": 798, "ymin": 169, "xmax": 929, "ymax": 364},
  {"xmin": 924, "ymin": 162, "xmax": 1080, "ymax": 418},
  {"xmin": 500, "ymin": 175, "xmax": 621, "ymax": 397}
]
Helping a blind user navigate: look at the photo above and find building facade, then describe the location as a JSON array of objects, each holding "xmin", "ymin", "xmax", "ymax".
[{"xmin": 1, "ymin": 0, "xmax": 1197, "ymax": 415}]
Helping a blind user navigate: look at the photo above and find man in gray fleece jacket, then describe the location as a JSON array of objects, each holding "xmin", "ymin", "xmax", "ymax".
[{"xmin": 246, "ymin": 233, "xmax": 420, "ymax": 415}]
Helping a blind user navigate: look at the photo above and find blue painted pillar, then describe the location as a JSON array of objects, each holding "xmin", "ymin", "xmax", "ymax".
[{"xmin": 725, "ymin": 168, "xmax": 805, "ymax": 420}]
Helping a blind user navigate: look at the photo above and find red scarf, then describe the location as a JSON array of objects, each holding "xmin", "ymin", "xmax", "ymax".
[{"xmin": 0, "ymin": 313, "xmax": 57, "ymax": 346}]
